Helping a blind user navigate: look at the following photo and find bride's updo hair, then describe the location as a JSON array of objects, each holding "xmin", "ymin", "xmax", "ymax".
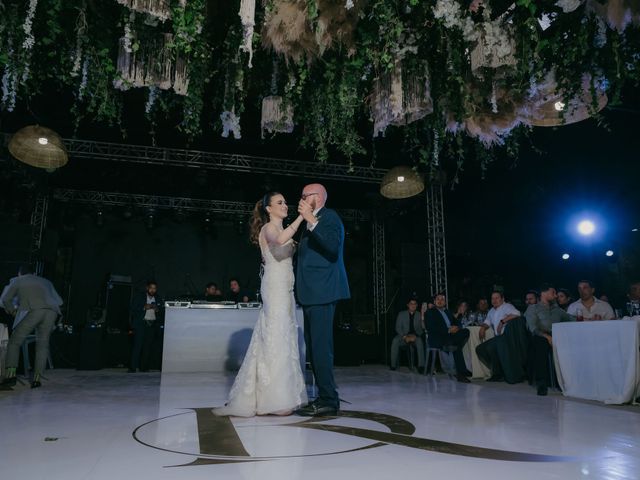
[{"xmin": 250, "ymin": 191, "xmax": 281, "ymax": 245}]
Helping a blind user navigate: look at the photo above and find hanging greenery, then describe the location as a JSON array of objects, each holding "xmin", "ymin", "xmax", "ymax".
[{"xmin": 0, "ymin": 0, "xmax": 639, "ymax": 175}]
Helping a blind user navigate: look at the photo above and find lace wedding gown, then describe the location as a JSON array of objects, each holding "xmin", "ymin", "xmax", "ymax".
[{"xmin": 212, "ymin": 227, "xmax": 307, "ymax": 417}]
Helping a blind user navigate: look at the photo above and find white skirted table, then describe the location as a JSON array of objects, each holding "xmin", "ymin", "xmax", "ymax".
[
  {"xmin": 552, "ymin": 318, "xmax": 640, "ymax": 404},
  {"xmin": 162, "ymin": 304, "xmax": 305, "ymax": 373},
  {"xmin": 463, "ymin": 325, "xmax": 495, "ymax": 379}
]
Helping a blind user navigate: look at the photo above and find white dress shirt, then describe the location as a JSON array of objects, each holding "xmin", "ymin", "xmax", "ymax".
[
  {"xmin": 144, "ymin": 295, "xmax": 157, "ymax": 321},
  {"xmin": 307, "ymin": 208, "xmax": 321, "ymax": 232},
  {"xmin": 567, "ymin": 298, "xmax": 615, "ymax": 320},
  {"xmin": 484, "ymin": 302, "xmax": 520, "ymax": 335}
]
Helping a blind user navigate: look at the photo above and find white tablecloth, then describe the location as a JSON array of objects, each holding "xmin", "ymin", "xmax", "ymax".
[
  {"xmin": 552, "ymin": 318, "xmax": 640, "ymax": 404},
  {"xmin": 463, "ymin": 326, "xmax": 495, "ymax": 379}
]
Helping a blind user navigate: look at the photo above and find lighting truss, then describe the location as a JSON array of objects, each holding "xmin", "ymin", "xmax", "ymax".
[{"xmin": 426, "ymin": 184, "xmax": 448, "ymax": 299}]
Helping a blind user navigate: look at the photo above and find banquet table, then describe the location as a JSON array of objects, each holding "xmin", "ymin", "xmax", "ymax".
[
  {"xmin": 463, "ymin": 325, "xmax": 495, "ymax": 379},
  {"xmin": 552, "ymin": 318, "xmax": 640, "ymax": 404}
]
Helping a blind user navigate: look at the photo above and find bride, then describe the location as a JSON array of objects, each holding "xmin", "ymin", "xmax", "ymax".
[{"xmin": 212, "ymin": 192, "xmax": 308, "ymax": 417}]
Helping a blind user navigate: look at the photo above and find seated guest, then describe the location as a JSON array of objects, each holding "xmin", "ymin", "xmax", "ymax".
[
  {"xmin": 476, "ymin": 291, "xmax": 521, "ymax": 381},
  {"xmin": 453, "ymin": 300, "xmax": 470, "ymax": 326},
  {"xmin": 627, "ymin": 281, "xmax": 640, "ymax": 316},
  {"xmin": 473, "ymin": 297, "xmax": 490, "ymax": 324},
  {"xmin": 525, "ymin": 290, "xmax": 539, "ymax": 307},
  {"xmin": 226, "ymin": 278, "xmax": 250, "ymax": 303},
  {"xmin": 557, "ymin": 288, "xmax": 572, "ymax": 311},
  {"xmin": 0, "ymin": 264, "xmax": 63, "ymax": 388},
  {"xmin": 425, "ymin": 292, "xmax": 471, "ymax": 383},
  {"xmin": 390, "ymin": 298, "xmax": 425, "ymax": 373},
  {"xmin": 202, "ymin": 282, "xmax": 223, "ymax": 301},
  {"xmin": 526, "ymin": 284, "xmax": 574, "ymax": 396},
  {"xmin": 566, "ymin": 280, "xmax": 615, "ymax": 320},
  {"xmin": 130, "ymin": 280, "xmax": 164, "ymax": 373}
]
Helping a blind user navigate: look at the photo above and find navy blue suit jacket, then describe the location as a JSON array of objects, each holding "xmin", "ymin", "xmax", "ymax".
[
  {"xmin": 425, "ymin": 307, "xmax": 459, "ymax": 349},
  {"xmin": 130, "ymin": 292, "xmax": 164, "ymax": 328},
  {"xmin": 295, "ymin": 207, "xmax": 350, "ymax": 306}
]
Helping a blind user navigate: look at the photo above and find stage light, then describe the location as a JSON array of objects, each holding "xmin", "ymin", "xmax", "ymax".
[
  {"xmin": 554, "ymin": 101, "xmax": 565, "ymax": 111},
  {"xmin": 397, "ymin": 176, "xmax": 405, "ymax": 182},
  {"xmin": 562, "ymin": 253, "xmax": 570, "ymax": 260},
  {"xmin": 605, "ymin": 250, "xmax": 614, "ymax": 257},
  {"xmin": 633, "ymin": 228, "xmax": 638, "ymax": 232},
  {"xmin": 38, "ymin": 137, "xmax": 49, "ymax": 145},
  {"xmin": 577, "ymin": 220, "xmax": 595, "ymax": 236}
]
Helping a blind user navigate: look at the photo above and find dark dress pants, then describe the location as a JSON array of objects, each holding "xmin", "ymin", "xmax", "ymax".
[
  {"xmin": 476, "ymin": 335, "xmax": 503, "ymax": 377},
  {"xmin": 442, "ymin": 328, "xmax": 470, "ymax": 375},
  {"xmin": 131, "ymin": 321, "xmax": 160, "ymax": 371},
  {"xmin": 532, "ymin": 335, "xmax": 552, "ymax": 388},
  {"xmin": 303, "ymin": 303, "xmax": 339, "ymax": 409}
]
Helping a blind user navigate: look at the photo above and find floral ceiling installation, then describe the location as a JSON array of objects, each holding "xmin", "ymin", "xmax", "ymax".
[{"xmin": 0, "ymin": 0, "xmax": 639, "ymax": 176}]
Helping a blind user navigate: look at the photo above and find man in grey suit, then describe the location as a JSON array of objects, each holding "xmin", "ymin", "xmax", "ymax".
[
  {"xmin": 0, "ymin": 264, "xmax": 62, "ymax": 388},
  {"xmin": 390, "ymin": 298, "xmax": 425, "ymax": 373}
]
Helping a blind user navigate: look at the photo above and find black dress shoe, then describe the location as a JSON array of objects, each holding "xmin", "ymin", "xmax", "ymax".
[
  {"xmin": 456, "ymin": 375, "xmax": 471, "ymax": 383},
  {"xmin": 486, "ymin": 375, "xmax": 504, "ymax": 382},
  {"xmin": 537, "ymin": 385, "xmax": 548, "ymax": 396},
  {"xmin": 295, "ymin": 402, "xmax": 339, "ymax": 417},
  {"xmin": 31, "ymin": 381, "xmax": 41, "ymax": 389},
  {"xmin": 1, "ymin": 377, "xmax": 16, "ymax": 387}
]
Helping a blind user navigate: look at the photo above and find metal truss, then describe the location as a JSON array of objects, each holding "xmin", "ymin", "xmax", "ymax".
[
  {"xmin": 426, "ymin": 184, "xmax": 448, "ymax": 299},
  {"xmin": 30, "ymin": 194, "xmax": 49, "ymax": 274},
  {"xmin": 16, "ymin": 136, "xmax": 388, "ymax": 184},
  {"xmin": 372, "ymin": 216, "xmax": 386, "ymax": 333},
  {"xmin": 52, "ymin": 189, "xmax": 369, "ymax": 222}
]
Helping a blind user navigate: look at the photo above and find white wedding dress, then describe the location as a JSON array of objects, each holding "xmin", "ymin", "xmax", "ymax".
[{"xmin": 212, "ymin": 227, "xmax": 307, "ymax": 417}]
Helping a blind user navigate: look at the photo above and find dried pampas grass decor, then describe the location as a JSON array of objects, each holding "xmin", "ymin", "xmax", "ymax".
[
  {"xmin": 116, "ymin": 0, "xmax": 173, "ymax": 21},
  {"xmin": 115, "ymin": 33, "xmax": 189, "ymax": 94},
  {"xmin": 370, "ymin": 64, "xmax": 433, "ymax": 137},
  {"xmin": 262, "ymin": 0, "xmax": 365, "ymax": 62},
  {"xmin": 261, "ymin": 95, "xmax": 294, "ymax": 138}
]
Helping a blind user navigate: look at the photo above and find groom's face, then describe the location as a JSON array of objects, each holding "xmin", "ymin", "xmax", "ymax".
[{"xmin": 301, "ymin": 188, "xmax": 319, "ymax": 210}]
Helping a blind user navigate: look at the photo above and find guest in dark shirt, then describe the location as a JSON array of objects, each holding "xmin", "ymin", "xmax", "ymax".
[
  {"xmin": 202, "ymin": 282, "xmax": 223, "ymax": 302},
  {"xmin": 226, "ymin": 278, "xmax": 249, "ymax": 303}
]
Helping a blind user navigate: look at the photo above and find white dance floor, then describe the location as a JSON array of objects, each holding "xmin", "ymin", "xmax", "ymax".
[{"xmin": 1, "ymin": 366, "xmax": 639, "ymax": 479}]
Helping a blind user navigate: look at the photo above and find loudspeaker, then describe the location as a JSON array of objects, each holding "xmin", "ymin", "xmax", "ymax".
[{"xmin": 105, "ymin": 276, "xmax": 132, "ymax": 332}]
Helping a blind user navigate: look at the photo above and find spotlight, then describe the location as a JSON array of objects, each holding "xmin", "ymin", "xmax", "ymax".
[
  {"xmin": 605, "ymin": 250, "xmax": 614, "ymax": 257},
  {"xmin": 37, "ymin": 137, "xmax": 49, "ymax": 145},
  {"xmin": 577, "ymin": 220, "xmax": 595, "ymax": 236},
  {"xmin": 562, "ymin": 253, "xmax": 570, "ymax": 260},
  {"xmin": 633, "ymin": 228, "xmax": 638, "ymax": 232},
  {"xmin": 397, "ymin": 176, "xmax": 405, "ymax": 182},
  {"xmin": 554, "ymin": 101, "xmax": 565, "ymax": 111},
  {"xmin": 145, "ymin": 210, "xmax": 155, "ymax": 229}
]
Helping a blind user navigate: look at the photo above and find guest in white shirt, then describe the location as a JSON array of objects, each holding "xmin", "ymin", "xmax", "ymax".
[
  {"xmin": 566, "ymin": 280, "xmax": 615, "ymax": 320},
  {"xmin": 476, "ymin": 291, "xmax": 521, "ymax": 382}
]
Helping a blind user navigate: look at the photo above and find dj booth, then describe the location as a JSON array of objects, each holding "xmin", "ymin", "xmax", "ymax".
[{"xmin": 162, "ymin": 301, "xmax": 305, "ymax": 373}]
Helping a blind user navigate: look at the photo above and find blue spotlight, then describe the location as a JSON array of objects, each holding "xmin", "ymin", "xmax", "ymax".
[
  {"xmin": 562, "ymin": 253, "xmax": 570, "ymax": 260},
  {"xmin": 605, "ymin": 250, "xmax": 614, "ymax": 257},
  {"xmin": 577, "ymin": 220, "xmax": 596, "ymax": 236}
]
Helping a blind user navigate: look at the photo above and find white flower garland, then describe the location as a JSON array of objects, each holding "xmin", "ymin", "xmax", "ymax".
[
  {"xmin": 78, "ymin": 58, "xmax": 89, "ymax": 100},
  {"xmin": 71, "ymin": 9, "xmax": 87, "ymax": 78},
  {"xmin": 123, "ymin": 11, "xmax": 136, "ymax": 54},
  {"xmin": 145, "ymin": 86, "xmax": 158, "ymax": 113},
  {"xmin": 220, "ymin": 110, "xmax": 241, "ymax": 139},
  {"xmin": 22, "ymin": 0, "xmax": 38, "ymax": 51}
]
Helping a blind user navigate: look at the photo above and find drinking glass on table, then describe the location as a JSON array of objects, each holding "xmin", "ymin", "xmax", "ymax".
[{"xmin": 576, "ymin": 308, "xmax": 584, "ymax": 322}]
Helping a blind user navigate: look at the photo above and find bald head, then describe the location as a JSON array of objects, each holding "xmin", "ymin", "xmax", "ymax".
[{"xmin": 302, "ymin": 183, "xmax": 327, "ymax": 210}]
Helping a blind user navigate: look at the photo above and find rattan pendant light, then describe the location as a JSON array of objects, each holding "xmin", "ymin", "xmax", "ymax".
[
  {"xmin": 380, "ymin": 166, "xmax": 425, "ymax": 199},
  {"xmin": 8, "ymin": 125, "xmax": 68, "ymax": 169}
]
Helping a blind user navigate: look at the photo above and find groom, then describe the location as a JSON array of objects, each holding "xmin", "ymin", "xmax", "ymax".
[{"xmin": 296, "ymin": 183, "xmax": 350, "ymax": 416}]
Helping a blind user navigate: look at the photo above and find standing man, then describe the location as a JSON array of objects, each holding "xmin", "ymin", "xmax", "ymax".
[
  {"xmin": 0, "ymin": 264, "xmax": 63, "ymax": 388},
  {"xmin": 129, "ymin": 280, "xmax": 164, "ymax": 373},
  {"xmin": 296, "ymin": 183, "xmax": 350, "ymax": 416}
]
